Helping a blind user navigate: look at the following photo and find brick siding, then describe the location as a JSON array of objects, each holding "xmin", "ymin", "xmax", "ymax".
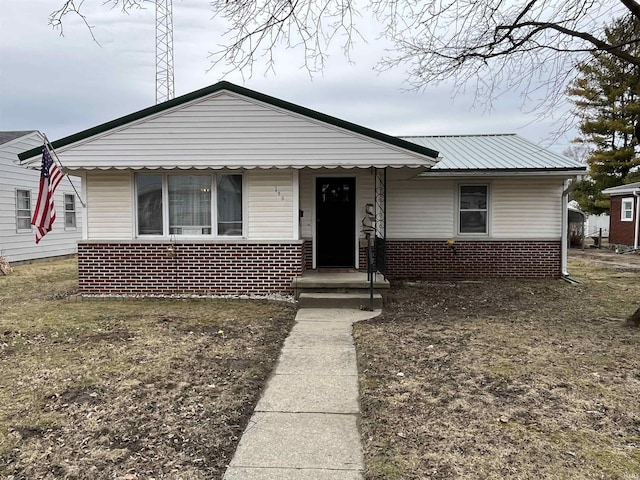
[
  {"xmin": 385, "ymin": 240, "xmax": 561, "ymax": 279},
  {"xmin": 77, "ymin": 241, "xmax": 305, "ymax": 296},
  {"xmin": 303, "ymin": 239, "xmax": 313, "ymax": 270}
]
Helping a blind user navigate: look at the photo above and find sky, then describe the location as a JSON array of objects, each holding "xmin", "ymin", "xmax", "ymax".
[{"xmin": 0, "ymin": 0, "xmax": 581, "ymax": 152}]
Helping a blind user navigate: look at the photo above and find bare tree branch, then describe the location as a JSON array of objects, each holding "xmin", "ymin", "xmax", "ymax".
[
  {"xmin": 51, "ymin": 0, "xmax": 640, "ymax": 127},
  {"xmin": 620, "ymin": 0, "xmax": 640, "ymax": 20}
]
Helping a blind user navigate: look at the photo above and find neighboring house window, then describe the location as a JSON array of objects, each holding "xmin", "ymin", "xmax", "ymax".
[
  {"xmin": 136, "ymin": 173, "xmax": 243, "ymax": 236},
  {"xmin": 64, "ymin": 194, "xmax": 77, "ymax": 228},
  {"xmin": 621, "ymin": 197, "xmax": 634, "ymax": 222},
  {"xmin": 16, "ymin": 189, "xmax": 31, "ymax": 232},
  {"xmin": 459, "ymin": 185, "xmax": 488, "ymax": 234}
]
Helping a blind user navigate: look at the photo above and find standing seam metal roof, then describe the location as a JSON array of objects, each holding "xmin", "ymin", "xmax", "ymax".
[
  {"xmin": 401, "ymin": 134, "xmax": 585, "ymax": 170},
  {"xmin": 601, "ymin": 182, "xmax": 640, "ymax": 195}
]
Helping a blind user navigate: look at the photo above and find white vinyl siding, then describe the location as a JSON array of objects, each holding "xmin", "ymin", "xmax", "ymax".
[
  {"xmin": 386, "ymin": 178, "xmax": 455, "ymax": 238},
  {"xmin": 621, "ymin": 198, "xmax": 634, "ymax": 221},
  {"xmin": 51, "ymin": 92, "xmax": 433, "ymax": 170},
  {"xmin": 299, "ymin": 170, "xmax": 314, "ymax": 239},
  {"xmin": 247, "ymin": 170, "xmax": 294, "ymax": 239},
  {"xmin": 386, "ymin": 177, "xmax": 561, "ymax": 239},
  {"xmin": 86, "ymin": 170, "xmax": 132, "ymax": 239},
  {"xmin": 491, "ymin": 178, "xmax": 562, "ymax": 238},
  {"xmin": 0, "ymin": 132, "xmax": 82, "ymax": 262},
  {"xmin": 85, "ymin": 169, "xmax": 304, "ymax": 241}
]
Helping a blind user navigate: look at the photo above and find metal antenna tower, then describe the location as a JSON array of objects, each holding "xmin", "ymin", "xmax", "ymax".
[{"xmin": 155, "ymin": 0, "xmax": 175, "ymax": 104}]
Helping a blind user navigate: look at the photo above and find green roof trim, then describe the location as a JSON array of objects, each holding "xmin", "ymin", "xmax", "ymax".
[{"xmin": 19, "ymin": 81, "xmax": 440, "ymax": 162}]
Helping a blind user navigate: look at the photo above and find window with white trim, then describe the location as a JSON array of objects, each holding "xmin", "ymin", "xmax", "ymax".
[
  {"xmin": 621, "ymin": 197, "xmax": 634, "ymax": 221},
  {"xmin": 459, "ymin": 184, "xmax": 488, "ymax": 234},
  {"xmin": 169, "ymin": 175, "xmax": 212, "ymax": 235},
  {"xmin": 16, "ymin": 189, "xmax": 31, "ymax": 232},
  {"xmin": 64, "ymin": 194, "xmax": 77, "ymax": 229},
  {"xmin": 136, "ymin": 173, "xmax": 243, "ymax": 237}
]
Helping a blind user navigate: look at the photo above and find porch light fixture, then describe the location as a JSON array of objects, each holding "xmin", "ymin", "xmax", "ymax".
[{"xmin": 446, "ymin": 239, "xmax": 457, "ymax": 254}]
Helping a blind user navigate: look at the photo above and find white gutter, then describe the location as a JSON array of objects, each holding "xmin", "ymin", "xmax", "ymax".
[
  {"xmin": 561, "ymin": 177, "xmax": 581, "ymax": 279},
  {"xmin": 561, "ymin": 181, "xmax": 569, "ymax": 277},
  {"xmin": 635, "ymin": 191, "xmax": 640, "ymax": 250},
  {"xmin": 419, "ymin": 169, "xmax": 587, "ymax": 178}
]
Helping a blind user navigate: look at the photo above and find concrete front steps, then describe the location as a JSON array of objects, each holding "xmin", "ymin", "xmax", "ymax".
[
  {"xmin": 292, "ymin": 271, "xmax": 389, "ymax": 309},
  {"xmin": 298, "ymin": 292, "xmax": 383, "ymax": 309}
]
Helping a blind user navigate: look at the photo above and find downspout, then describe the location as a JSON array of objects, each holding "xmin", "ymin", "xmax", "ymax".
[
  {"xmin": 561, "ymin": 177, "xmax": 581, "ymax": 281},
  {"xmin": 635, "ymin": 191, "xmax": 640, "ymax": 250}
]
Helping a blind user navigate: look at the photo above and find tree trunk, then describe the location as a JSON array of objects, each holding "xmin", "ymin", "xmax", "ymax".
[{"xmin": 626, "ymin": 305, "xmax": 640, "ymax": 327}]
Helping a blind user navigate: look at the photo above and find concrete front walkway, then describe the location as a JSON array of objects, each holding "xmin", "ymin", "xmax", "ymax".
[{"xmin": 223, "ymin": 308, "xmax": 381, "ymax": 480}]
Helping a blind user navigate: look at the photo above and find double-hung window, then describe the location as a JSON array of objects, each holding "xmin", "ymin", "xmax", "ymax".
[
  {"xmin": 136, "ymin": 173, "xmax": 243, "ymax": 237},
  {"xmin": 168, "ymin": 175, "xmax": 212, "ymax": 235},
  {"xmin": 16, "ymin": 189, "xmax": 31, "ymax": 232},
  {"xmin": 459, "ymin": 184, "xmax": 488, "ymax": 234},
  {"xmin": 64, "ymin": 194, "xmax": 77, "ymax": 229},
  {"xmin": 621, "ymin": 198, "xmax": 634, "ymax": 222}
]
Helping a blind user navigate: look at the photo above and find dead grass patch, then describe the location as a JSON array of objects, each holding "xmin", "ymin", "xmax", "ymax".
[
  {"xmin": 0, "ymin": 258, "xmax": 296, "ymax": 479},
  {"xmin": 355, "ymin": 255, "xmax": 640, "ymax": 480}
]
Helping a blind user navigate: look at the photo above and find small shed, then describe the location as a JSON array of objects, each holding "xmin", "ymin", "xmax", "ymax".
[{"xmin": 601, "ymin": 182, "xmax": 640, "ymax": 249}]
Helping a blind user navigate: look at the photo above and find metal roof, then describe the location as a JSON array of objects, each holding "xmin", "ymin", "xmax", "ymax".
[
  {"xmin": 401, "ymin": 134, "xmax": 585, "ymax": 171},
  {"xmin": 602, "ymin": 182, "xmax": 640, "ymax": 195}
]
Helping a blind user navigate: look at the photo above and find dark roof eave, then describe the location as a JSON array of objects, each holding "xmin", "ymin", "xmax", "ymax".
[{"xmin": 18, "ymin": 81, "xmax": 440, "ymax": 162}]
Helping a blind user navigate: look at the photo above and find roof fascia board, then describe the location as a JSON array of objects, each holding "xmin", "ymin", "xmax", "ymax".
[
  {"xmin": 602, "ymin": 186, "xmax": 640, "ymax": 195},
  {"xmin": 64, "ymin": 164, "xmax": 432, "ymax": 171},
  {"xmin": 420, "ymin": 169, "xmax": 586, "ymax": 178},
  {"xmin": 19, "ymin": 81, "xmax": 440, "ymax": 162}
]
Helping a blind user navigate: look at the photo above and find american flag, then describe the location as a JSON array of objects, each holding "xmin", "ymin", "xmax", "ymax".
[{"xmin": 31, "ymin": 146, "xmax": 64, "ymax": 244}]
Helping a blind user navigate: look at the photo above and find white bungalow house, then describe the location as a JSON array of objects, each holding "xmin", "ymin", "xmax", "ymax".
[
  {"xmin": 1, "ymin": 131, "xmax": 82, "ymax": 264},
  {"xmin": 19, "ymin": 82, "xmax": 585, "ymax": 295}
]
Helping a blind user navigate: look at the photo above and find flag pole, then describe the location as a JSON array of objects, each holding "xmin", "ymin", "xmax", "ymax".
[{"xmin": 41, "ymin": 133, "xmax": 87, "ymax": 208}]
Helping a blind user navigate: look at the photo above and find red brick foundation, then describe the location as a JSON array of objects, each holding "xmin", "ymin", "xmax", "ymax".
[
  {"xmin": 77, "ymin": 241, "xmax": 305, "ymax": 296},
  {"xmin": 385, "ymin": 240, "xmax": 561, "ymax": 279},
  {"xmin": 303, "ymin": 239, "xmax": 313, "ymax": 270}
]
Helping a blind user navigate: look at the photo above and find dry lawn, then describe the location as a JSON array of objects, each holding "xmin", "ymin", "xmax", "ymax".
[
  {"xmin": 355, "ymin": 253, "xmax": 640, "ymax": 479},
  {"xmin": 0, "ymin": 259, "xmax": 296, "ymax": 480}
]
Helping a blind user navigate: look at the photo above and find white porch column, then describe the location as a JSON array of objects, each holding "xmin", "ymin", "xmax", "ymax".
[{"xmin": 292, "ymin": 169, "xmax": 300, "ymax": 240}]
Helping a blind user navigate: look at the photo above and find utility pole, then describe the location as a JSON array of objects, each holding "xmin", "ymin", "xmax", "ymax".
[{"xmin": 155, "ymin": 0, "xmax": 175, "ymax": 104}]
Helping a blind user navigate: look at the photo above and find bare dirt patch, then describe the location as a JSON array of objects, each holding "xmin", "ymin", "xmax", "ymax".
[
  {"xmin": 0, "ymin": 258, "xmax": 296, "ymax": 480},
  {"xmin": 355, "ymin": 256, "xmax": 640, "ymax": 479},
  {"xmin": 570, "ymin": 247, "xmax": 640, "ymax": 271}
]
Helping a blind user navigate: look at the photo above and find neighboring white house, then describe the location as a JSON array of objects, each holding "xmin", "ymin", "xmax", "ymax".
[
  {"xmin": 584, "ymin": 213, "xmax": 610, "ymax": 238},
  {"xmin": 18, "ymin": 82, "xmax": 586, "ymax": 295},
  {"xmin": 1, "ymin": 131, "xmax": 82, "ymax": 263}
]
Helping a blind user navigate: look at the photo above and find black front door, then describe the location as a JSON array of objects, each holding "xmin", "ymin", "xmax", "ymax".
[{"xmin": 316, "ymin": 177, "xmax": 356, "ymax": 268}]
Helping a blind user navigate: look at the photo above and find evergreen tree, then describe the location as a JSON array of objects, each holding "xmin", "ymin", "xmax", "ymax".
[{"xmin": 569, "ymin": 16, "xmax": 640, "ymax": 215}]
